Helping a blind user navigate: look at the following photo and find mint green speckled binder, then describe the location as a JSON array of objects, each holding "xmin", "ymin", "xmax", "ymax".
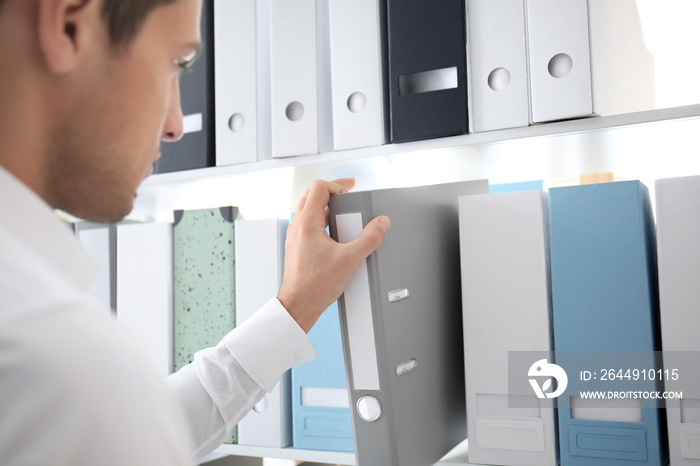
[{"xmin": 173, "ymin": 206, "xmax": 238, "ymax": 444}]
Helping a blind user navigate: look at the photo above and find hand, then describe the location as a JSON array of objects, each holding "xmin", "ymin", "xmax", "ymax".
[{"xmin": 277, "ymin": 178, "xmax": 390, "ymax": 333}]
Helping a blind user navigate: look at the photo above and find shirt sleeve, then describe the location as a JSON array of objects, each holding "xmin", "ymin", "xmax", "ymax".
[{"xmin": 166, "ymin": 298, "xmax": 316, "ymax": 459}]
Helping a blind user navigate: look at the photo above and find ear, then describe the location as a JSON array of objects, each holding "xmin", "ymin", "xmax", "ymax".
[{"xmin": 37, "ymin": 0, "xmax": 98, "ymax": 74}]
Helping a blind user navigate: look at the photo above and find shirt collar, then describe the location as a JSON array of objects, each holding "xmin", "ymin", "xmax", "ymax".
[{"xmin": 0, "ymin": 166, "xmax": 98, "ymax": 292}]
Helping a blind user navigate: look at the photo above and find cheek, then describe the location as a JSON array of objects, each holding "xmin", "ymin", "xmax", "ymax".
[{"xmin": 126, "ymin": 78, "xmax": 174, "ymax": 160}]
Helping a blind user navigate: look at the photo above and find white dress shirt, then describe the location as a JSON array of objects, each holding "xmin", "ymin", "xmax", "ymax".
[{"xmin": 0, "ymin": 166, "xmax": 316, "ymax": 465}]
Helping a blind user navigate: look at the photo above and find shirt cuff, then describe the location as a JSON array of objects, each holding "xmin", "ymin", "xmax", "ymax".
[{"xmin": 222, "ymin": 297, "xmax": 316, "ymax": 392}]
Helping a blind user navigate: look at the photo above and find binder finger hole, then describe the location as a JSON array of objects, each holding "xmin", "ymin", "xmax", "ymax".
[
  {"xmin": 347, "ymin": 92, "xmax": 367, "ymax": 113},
  {"xmin": 487, "ymin": 67, "xmax": 511, "ymax": 91},
  {"xmin": 286, "ymin": 101, "xmax": 305, "ymax": 122},
  {"xmin": 253, "ymin": 396, "xmax": 269, "ymax": 414},
  {"xmin": 228, "ymin": 113, "xmax": 245, "ymax": 132},
  {"xmin": 548, "ymin": 53, "xmax": 573, "ymax": 79}
]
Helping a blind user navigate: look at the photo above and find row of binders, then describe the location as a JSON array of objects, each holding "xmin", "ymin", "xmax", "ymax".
[
  {"xmin": 327, "ymin": 176, "xmax": 698, "ymax": 466},
  {"xmin": 73, "ymin": 212, "xmax": 353, "ymax": 450},
  {"xmin": 156, "ymin": 0, "xmax": 653, "ymax": 172},
  {"xmin": 73, "ymin": 174, "xmax": 699, "ymax": 465}
]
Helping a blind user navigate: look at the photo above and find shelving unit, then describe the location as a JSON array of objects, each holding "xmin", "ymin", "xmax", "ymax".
[
  {"xmin": 132, "ymin": 103, "xmax": 700, "ymax": 466},
  {"xmin": 213, "ymin": 445, "xmax": 355, "ymax": 465},
  {"xmin": 211, "ymin": 438, "xmax": 478, "ymax": 466},
  {"xmin": 142, "ymin": 104, "xmax": 700, "ymax": 186},
  {"xmin": 132, "ymin": 104, "xmax": 700, "ymax": 225}
]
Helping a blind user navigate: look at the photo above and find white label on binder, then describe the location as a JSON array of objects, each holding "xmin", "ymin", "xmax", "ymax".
[
  {"xmin": 475, "ymin": 418, "xmax": 545, "ymax": 452},
  {"xmin": 182, "ymin": 113, "xmax": 203, "ymax": 134},
  {"xmin": 570, "ymin": 396, "xmax": 642, "ymax": 423},
  {"xmin": 336, "ymin": 212, "xmax": 380, "ymax": 391},
  {"xmin": 301, "ymin": 387, "xmax": 350, "ymax": 408},
  {"xmin": 398, "ymin": 67, "xmax": 458, "ymax": 95}
]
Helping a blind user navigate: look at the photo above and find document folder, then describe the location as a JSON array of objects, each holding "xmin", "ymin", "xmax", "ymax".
[
  {"xmin": 459, "ymin": 190, "xmax": 558, "ymax": 466},
  {"xmin": 466, "ymin": 0, "xmax": 529, "ymax": 132},
  {"xmin": 386, "ymin": 0, "xmax": 468, "ymax": 142},
  {"xmin": 156, "ymin": 0, "xmax": 215, "ymax": 173},
  {"xmin": 656, "ymin": 175, "xmax": 700, "ymax": 466},
  {"xmin": 213, "ymin": 0, "xmax": 258, "ymax": 166},
  {"xmin": 327, "ymin": 0, "xmax": 388, "ymax": 151},
  {"xmin": 173, "ymin": 206, "xmax": 238, "ymax": 444},
  {"xmin": 291, "ymin": 300, "xmax": 354, "ymax": 452},
  {"xmin": 75, "ymin": 222, "xmax": 116, "ymax": 314},
  {"xmin": 328, "ymin": 180, "xmax": 488, "ymax": 466},
  {"xmin": 526, "ymin": 0, "xmax": 654, "ymax": 123},
  {"xmin": 525, "ymin": 0, "xmax": 592, "ymax": 123},
  {"xmin": 234, "ymin": 219, "xmax": 291, "ymax": 447},
  {"xmin": 269, "ymin": 0, "xmax": 318, "ymax": 157},
  {"xmin": 549, "ymin": 181, "xmax": 667, "ymax": 465},
  {"xmin": 116, "ymin": 222, "xmax": 173, "ymax": 378}
]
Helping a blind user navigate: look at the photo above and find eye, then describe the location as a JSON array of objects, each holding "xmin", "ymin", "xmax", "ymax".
[
  {"xmin": 174, "ymin": 48, "xmax": 201, "ymax": 76},
  {"xmin": 175, "ymin": 58, "xmax": 195, "ymax": 75}
]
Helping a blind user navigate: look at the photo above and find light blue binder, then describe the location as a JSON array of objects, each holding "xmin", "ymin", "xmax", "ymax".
[
  {"xmin": 549, "ymin": 181, "xmax": 667, "ymax": 465},
  {"xmin": 291, "ymin": 300, "xmax": 354, "ymax": 451},
  {"xmin": 489, "ymin": 179, "xmax": 543, "ymax": 194}
]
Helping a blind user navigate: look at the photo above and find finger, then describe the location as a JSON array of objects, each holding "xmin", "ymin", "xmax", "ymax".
[
  {"xmin": 296, "ymin": 187, "xmax": 311, "ymax": 213},
  {"xmin": 344, "ymin": 215, "xmax": 391, "ymax": 261},
  {"xmin": 304, "ymin": 179, "xmax": 351, "ymax": 217},
  {"xmin": 331, "ymin": 177, "xmax": 356, "ymax": 192}
]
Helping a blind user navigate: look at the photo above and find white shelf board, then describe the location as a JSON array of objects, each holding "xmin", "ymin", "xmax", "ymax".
[
  {"xmin": 212, "ymin": 445, "xmax": 355, "ymax": 464},
  {"xmin": 143, "ymin": 104, "xmax": 700, "ymax": 187},
  {"xmin": 211, "ymin": 438, "xmax": 490, "ymax": 465}
]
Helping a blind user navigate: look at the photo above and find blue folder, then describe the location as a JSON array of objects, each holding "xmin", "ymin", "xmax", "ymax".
[
  {"xmin": 548, "ymin": 181, "xmax": 667, "ymax": 465},
  {"xmin": 291, "ymin": 300, "xmax": 354, "ymax": 451}
]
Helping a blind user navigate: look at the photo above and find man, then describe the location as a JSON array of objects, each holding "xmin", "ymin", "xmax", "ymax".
[{"xmin": 0, "ymin": 0, "xmax": 390, "ymax": 464}]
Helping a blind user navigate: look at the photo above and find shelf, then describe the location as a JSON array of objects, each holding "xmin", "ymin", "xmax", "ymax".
[
  {"xmin": 142, "ymin": 104, "xmax": 700, "ymax": 187},
  {"xmin": 130, "ymin": 103, "xmax": 700, "ymax": 223},
  {"xmin": 212, "ymin": 445, "xmax": 355, "ymax": 465},
  {"xmin": 210, "ymin": 438, "xmax": 490, "ymax": 466}
]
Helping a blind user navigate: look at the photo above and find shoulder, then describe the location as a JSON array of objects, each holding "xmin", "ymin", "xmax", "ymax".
[{"xmin": 0, "ymin": 299, "xmax": 194, "ymax": 465}]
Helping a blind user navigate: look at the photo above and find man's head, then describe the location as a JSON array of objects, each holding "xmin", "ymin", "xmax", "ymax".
[{"xmin": 0, "ymin": 0, "xmax": 202, "ymax": 222}]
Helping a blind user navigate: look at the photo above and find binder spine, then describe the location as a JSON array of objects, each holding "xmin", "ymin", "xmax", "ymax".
[
  {"xmin": 213, "ymin": 0, "xmax": 258, "ymax": 166},
  {"xmin": 269, "ymin": 0, "xmax": 319, "ymax": 157},
  {"xmin": 386, "ymin": 0, "xmax": 468, "ymax": 142},
  {"xmin": 656, "ymin": 176, "xmax": 700, "ymax": 466},
  {"xmin": 116, "ymin": 223, "xmax": 173, "ymax": 378},
  {"xmin": 459, "ymin": 190, "xmax": 558, "ymax": 466},
  {"xmin": 234, "ymin": 219, "xmax": 291, "ymax": 448},
  {"xmin": 525, "ymin": 0, "xmax": 593, "ymax": 123},
  {"xmin": 173, "ymin": 206, "xmax": 238, "ymax": 444},
  {"xmin": 329, "ymin": 192, "xmax": 394, "ymax": 465},
  {"xmin": 327, "ymin": 0, "xmax": 387, "ymax": 151},
  {"xmin": 466, "ymin": 0, "xmax": 530, "ymax": 132},
  {"xmin": 549, "ymin": 182, "xmax": 667, "ymax": 465}
]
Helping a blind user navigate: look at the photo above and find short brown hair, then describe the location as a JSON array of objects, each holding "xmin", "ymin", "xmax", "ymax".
[
  {"xmin": 0, "ymin": 0, "xmax": 178, "ymax": 46},
  {"xmin": 102, "ymin": 0, "xmax": 178, "ymax": 46}
]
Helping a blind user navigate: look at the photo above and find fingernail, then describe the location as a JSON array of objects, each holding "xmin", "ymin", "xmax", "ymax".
[{"xmin": 378, "ymin": 216, "xmax": 391, "ymax": 233}]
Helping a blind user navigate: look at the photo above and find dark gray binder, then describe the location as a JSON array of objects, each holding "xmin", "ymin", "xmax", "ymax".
[
  {"xmin": 328, "ymin": 180, "xmax": 488, "ymax": 466},
  {"xmin": 386, "ymin": 0, "xmax": 468, "ymax": 143}
]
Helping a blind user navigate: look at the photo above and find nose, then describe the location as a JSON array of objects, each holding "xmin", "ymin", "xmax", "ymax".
[{"xmin": 162, "ymin": 78, "xmax": 184, "ymax": 142}]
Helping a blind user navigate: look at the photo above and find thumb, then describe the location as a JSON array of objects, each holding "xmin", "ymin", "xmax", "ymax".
[{"xmin": 346, "ymin": 216, "xmax": 391, "ymax": 260}]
